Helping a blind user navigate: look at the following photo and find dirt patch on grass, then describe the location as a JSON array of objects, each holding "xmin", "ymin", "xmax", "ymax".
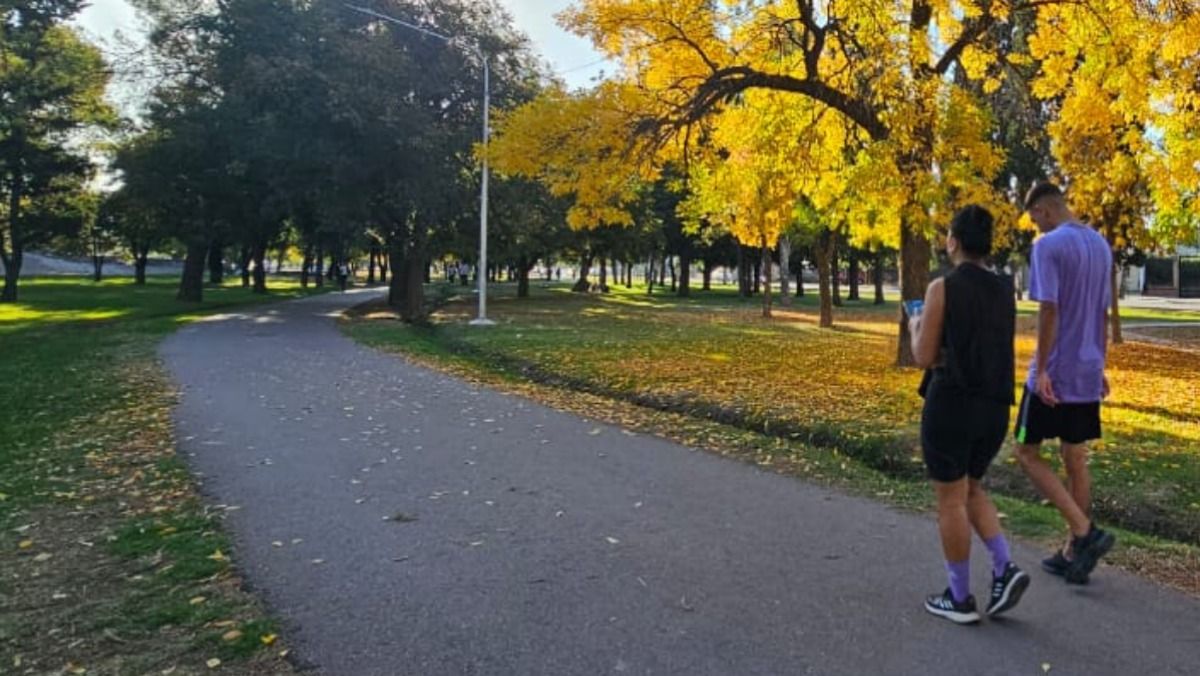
[
  {"xmin": 1, "ymin": 503, "xmax": 294, "ymax": 675},
  {"xmin": 1, "ymin": 356, "xmax": 299, "ymax": 675}
]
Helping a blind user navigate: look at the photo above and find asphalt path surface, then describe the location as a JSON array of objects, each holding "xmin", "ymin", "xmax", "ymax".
[{"xmin": 160, "ymin": 289, "xmax": 1199, "ymax": 676}]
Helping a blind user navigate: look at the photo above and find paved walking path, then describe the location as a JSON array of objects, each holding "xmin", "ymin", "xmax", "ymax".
[{"xmin": 160, "ymin": 291, "xmax": 1199, "ymax": 676}]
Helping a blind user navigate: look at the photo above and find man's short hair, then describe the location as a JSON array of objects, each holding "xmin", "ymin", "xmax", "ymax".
[{"xmin": 1024, "ymin": 181, "xmax": 1063, "ymax": 211}]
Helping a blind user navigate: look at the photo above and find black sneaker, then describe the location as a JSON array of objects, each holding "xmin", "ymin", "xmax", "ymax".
[
  {"xmin": 1066, "ymin": 525, "xmax": 1115, "ymax": 585},
  {"xmin": 1041, "ymin": 549, "xmax": 1071, "ymax": 577},
  {"xmin": 987, "ymin": 563, "xmax": 1030, "ymax": 617},
  {"xmin": 924, "ymin": 589, "xmax": 981, "ymax": 625}
]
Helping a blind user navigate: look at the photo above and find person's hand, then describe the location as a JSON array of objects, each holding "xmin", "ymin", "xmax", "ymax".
[
  {"xmin": 1036, "ymin": 371, "xmax": 1059, "ymax": 407},
  {"xmin": 1102, "ymin": 374, "xmax": 1111, "ymax": 400}
]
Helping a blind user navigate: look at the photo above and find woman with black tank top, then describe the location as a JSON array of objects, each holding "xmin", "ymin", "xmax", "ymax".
[{"xmin": 908, "ymin": 205, "xmax": 1029, "ymax": 624}]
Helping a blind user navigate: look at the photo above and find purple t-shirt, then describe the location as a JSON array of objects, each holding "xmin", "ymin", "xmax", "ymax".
[{"xmin": 1025, "ymin": 222, "xmax": 1112, "ymax": 402}]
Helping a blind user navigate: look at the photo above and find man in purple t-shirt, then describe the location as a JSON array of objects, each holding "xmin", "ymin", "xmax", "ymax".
[{"xmin": 1013, "ymin": 182, "xmax": 1116, "ymax": 585}]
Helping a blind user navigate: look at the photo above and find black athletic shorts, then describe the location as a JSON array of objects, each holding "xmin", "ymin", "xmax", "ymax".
[
  {"xmin": 1013, "ymin": 386, "xmax": 1102, "ymax": 445},
  {"xmin": 920, "ymin": 379, "xmax": 1010, "ymax": 483}
]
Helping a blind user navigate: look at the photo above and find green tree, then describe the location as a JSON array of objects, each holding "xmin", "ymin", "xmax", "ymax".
[{"xmin": 0, "ymin": 0, "xmax": 113, "ymax": 300}]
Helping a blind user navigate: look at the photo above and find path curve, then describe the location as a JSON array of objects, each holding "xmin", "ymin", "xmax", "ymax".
[{"xmin": 161, "ymin": 290, "xmax": 1199, "ymax": 676}]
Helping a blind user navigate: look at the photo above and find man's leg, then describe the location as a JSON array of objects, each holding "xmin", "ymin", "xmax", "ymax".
[
  {"xmin": 1061, "ymin": 442, "xmax": 1092, "ymax": 515},
  {"xmin": 1014, "ymin": 443, "xmax": 1091, "ymax": 537},
  {"xmin": 1058, "ymin": 442, "xmax": 1092, "ymax": 554}
]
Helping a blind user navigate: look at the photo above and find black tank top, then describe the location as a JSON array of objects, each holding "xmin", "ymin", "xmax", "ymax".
[{"xmin": 924, "ymin": 263, "xmax": 1016, "ymax": 404}]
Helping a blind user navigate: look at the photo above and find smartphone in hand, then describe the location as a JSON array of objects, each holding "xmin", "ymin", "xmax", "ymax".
[{"xmin": 903, "ymin": 300, "xmax": 925, "ymax": 318}]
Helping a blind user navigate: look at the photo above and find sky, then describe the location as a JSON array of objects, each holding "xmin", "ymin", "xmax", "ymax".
[{"xmin": 72, "ymin": 0, "xmax": 613, "ymax": 100}]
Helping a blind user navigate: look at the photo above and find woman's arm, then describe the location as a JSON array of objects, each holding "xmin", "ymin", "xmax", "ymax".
[{"xmin": 909, "ymin": 278, "xmax": 946, "ymax": 369}]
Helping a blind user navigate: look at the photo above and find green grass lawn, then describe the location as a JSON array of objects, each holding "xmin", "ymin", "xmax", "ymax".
[
  {"xmin": 1, "ymin": 275, "xmax": 318, "ymax": 673},
  {"xmin": 346, "ymin": 280, "xmax": 1200, "ymax": 592}
]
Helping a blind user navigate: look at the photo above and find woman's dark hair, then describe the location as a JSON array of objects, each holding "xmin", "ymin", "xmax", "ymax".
[{"xmin": 950, "ymin": 204, "xmax": 994, "ymax": 258}]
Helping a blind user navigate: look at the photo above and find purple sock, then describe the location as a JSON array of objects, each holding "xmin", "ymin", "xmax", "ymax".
[
  {"xmin": 984, "ymin": 534, "xmax": 1011, "ymax": 578},
  {"xmin": 945, "ymin": 560, "xmax": 971, "ymax": 603}
]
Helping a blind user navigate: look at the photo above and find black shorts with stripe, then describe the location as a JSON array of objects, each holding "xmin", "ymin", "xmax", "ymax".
[{"xmin": 1013, "ymin": 386, "xmax": 1102, "ymax": 446}]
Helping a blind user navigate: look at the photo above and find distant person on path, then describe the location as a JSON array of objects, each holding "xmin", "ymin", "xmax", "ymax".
[
  {"xmin": 338, "ymin": 263, "xmax": 349, "ymax": 292},
  {"xmin": 1013, "ymin": 182, "xmax": 1115, "ymax": 584},
  {"xmin": 909, "ymin": 205, "xmax": 1028, "ymax": 624}
]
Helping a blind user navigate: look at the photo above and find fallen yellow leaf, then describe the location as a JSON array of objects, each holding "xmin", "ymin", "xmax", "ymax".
[
  {"xmin": 260, "ymin": 633, "xmax": 278, "ymax": 646},
  {"xmin": 18, "ymin": 540, "xmax": 33, "ymax": 550},
  {"xmin": 65, "ymin": 663, "xmax": 86, "ymax": 675},
  {"xmin": 189, "ymin": 596, "xmax": 206, "ymax": 605},
  {"xmin": 206, "ymin": 549, "xmax": 229, "ymax": 563},
  {"xmin": 222, "ymin": 630, "xmax": 243, "ymax": 642}
]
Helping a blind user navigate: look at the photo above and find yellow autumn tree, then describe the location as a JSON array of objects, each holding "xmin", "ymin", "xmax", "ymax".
[
  {"xmin": 1028, "ymin": 0, "xmax": 1186, "ymax": 342},
  {"xmin": 1147, "ymin": 3, "xmax": 1200, "ymax": 249},
  {"xmin": 559, "ymin": 0, "xmax": 1049, "ymax": 364}
]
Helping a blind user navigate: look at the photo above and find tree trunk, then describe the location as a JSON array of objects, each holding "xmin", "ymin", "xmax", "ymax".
[
  {"xmin": 678, "ymin": 251, "xmax": 692, "ymax": 297},
  {"xmin": 735, "ymin": 246, "xmax": 744, "ymax": 296},
  {"xmin": 252, "ymin": 242, "xmax": 267, "ymax": 294},
  {"xmin": 239, "ymin": 246, "xmax": 251, "ymax": 288},
  {"xmin": 91, "ymin": 246, "xmax": 104, "ymax": 283},
  {"xmin": 658, "ymin": 254, "xmax": 667, "ymax": 287},
  {"xmin": 896, "ymin": 226, "xmax": 932, "ymax": 367},
  {"xmin": 134, "ymin": 246, "xmax": 148, "ymax": 286},
  {"xmin": 366, "ymin": 248, "xmax": 376, "ymax": 285},
  {"xmin": 702, "ymin": 260, "xmax": 713, "ymax": 291},
  {"xmin": 815, "ymin": 230, "xmax": 835, "ymax": 328},
  {"xmin": 598, "ymin": 255, "xmax": 610, "ymax": 292},
  {"xmin": 401, "ymin": 247, "xmax": 425, "ymax": 322},
  {"xmin": 779, "ymin": 238, "xmax": 792, "ymax": 306},
  {"xmin": 668, "ymin": 256, "xmax": 677, "ymax": 293},
  {"xmin": 424, "ymin": 261, "xmax": 431, "ymax": 284},
  {"xmin": 379, "ymin": 254, "xmax": 388, "ymax": 284},
  {"xmin": 831, "ymin": 239, "xmax": 842, "ymax": 307},
  {"xmin": 752, "ymin": 250, "xmax": 761, "ymax": 295},
  {"xmin": 314, "ymin": 245, "xmax": 325, "ymax": 287},
  {"xmin": 1111, "ymin": 261, "xmax": 1123, "ymax": 345},
  {"xmin": 848, "ymin": 248, "xmax": 860, "ymax": 301},
  {"xmin": 572, "ymin": 252, "xmax": 593, "ymax": 293},
  {"xmin": 517, "ymin": 257, "xmax": 532, "ymax": 298},
  {"xmin": 301, "ymin": 245, "xmax": 313, "ymax": 288},
  {"xmin": 796, "ymin": 262, "xmax": 805, "ymax": 297},
  {"xmin": 1, "ymin": 244, "xmax": 22, "ymax": 302},
  {"xmin": 177, "ymin": 242, "xmax": 207, "ymax": 302},
  {"xmin": 1, "ymin": 168, "xmax": 25, "ymax": 302},
  {"xmin": 761, "ymin": 240, "xmax": 773, "ymax": 318},
  {"xmin": 208, "ymin": 241, "xmax": 224, "ymax": 286},
  {"xmin": 873, "ymin": 249, "xmax": 885, "ymax": 305},
  {"xmin": 647, "ymin": 254, "xmax": 656, "ymax": 294},
  {"xmin": 387, "ymin": 239, "xmax": 408, "ymax": 310}
]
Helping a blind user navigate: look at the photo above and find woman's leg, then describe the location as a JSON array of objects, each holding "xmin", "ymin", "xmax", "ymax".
[{"xmin": 933, "ymin": 478, "xmax": 972, "ymax": 601}]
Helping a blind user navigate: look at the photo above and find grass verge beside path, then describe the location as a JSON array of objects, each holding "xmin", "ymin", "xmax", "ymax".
[
  {"xmin": 1, "ymin": 277, "xmax": 325, "ymax": 675},
  {"xmin": 344, "ymin": 281, "xmax": 1200, "ymax": 597}
]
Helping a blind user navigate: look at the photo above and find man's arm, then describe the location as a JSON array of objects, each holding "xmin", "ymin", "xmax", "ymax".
[{"xmin": 1036, "ymin": 301, "xmax": 1059, "ymax": 405}]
